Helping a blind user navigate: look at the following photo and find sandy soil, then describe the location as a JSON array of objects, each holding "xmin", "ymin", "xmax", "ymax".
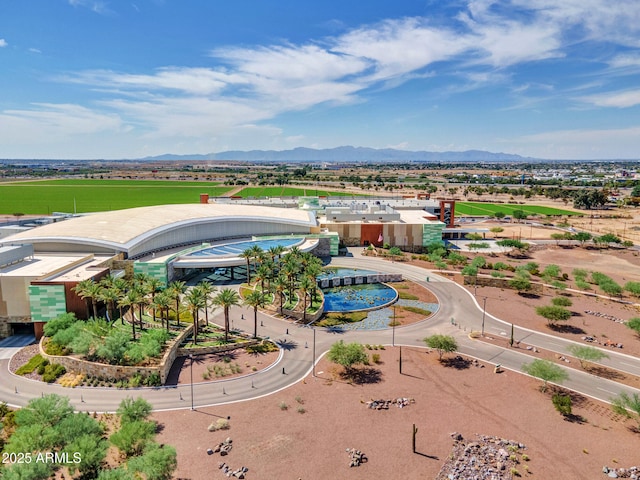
[
  {"xmin": 166, "ymin": 349, "xmax": 280, "ymax": 385},
  {"xmin": 154, "ymin": 348, "xmax": 638, "ymax": 480}
]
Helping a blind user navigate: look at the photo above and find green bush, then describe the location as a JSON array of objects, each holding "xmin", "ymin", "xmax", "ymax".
[
  {"xmin": 42, "ymin": 363, "xmax": 66, "ymax": 383},
  {"xmin": 552, "ymin": 393, "xmax": 572, "ymax": 416},
  {"xmin": 16, "ymin": 354, "xmax": 47, "ymax": 376},
  {"xmin": 551, "ymin": 296, "xmax": 573, "ymax": 307},
  {"xmin": 36, "ymin": 359, "xmax": 50, "ymax": 375},
  {"xmin": 44, "ymin": 340, "xmax": 68, "ymax": 356}
]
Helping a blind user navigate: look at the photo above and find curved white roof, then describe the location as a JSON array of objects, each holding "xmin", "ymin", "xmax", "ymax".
[{"xmin": 2, "ymin": 204, "xmax": 317, "ymax": 257}]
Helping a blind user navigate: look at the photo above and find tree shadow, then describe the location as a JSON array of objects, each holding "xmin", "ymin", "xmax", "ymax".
[
  {"xmin": 585, "ymin": 365, "xmax": 625, "ymax": 381},
  {"xmin": 440, "ymin": 356, "xmax": 472, "ymax": 370},
  {"xmin": 562, "ymin": 413, "xmax": 587, "ymax": 424},
  {"xmin": 518, "ymin": 292, "xmax": 540, "ymax": 299},
  {"xmin": 548, "ymin": 324, "xmax": 586, "ymax": 334},
  {"xmin": 324, "ymin": 326, "xmax": 347, "ymax": 334},
  {"xmin": 341, "ymin": 367, "xmax": 382, "ymax": 385},
  {"xmin": 275, "ymin": 339, "xmax": 298, "ymax": 351}
]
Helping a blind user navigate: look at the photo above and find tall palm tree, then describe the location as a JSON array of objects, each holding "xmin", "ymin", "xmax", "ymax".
[
  {"xmin": 240, "ymin": 248, "xmax": 253, "ymax": 284},
  {"xmin": 254, "ymin": 263, "xmax": 270, "ymax": 294},
  {"xmin": 197, "ymin": 280, "xmax": 215, "ymax": 326},
  {"xmin": 168, "ymin": 280, "xmax": 187, "ymax": 327},
  {"xmin": 274, "ymin": 275, "xmax": 287, "ymax": 314},
  {"xmin": 152, "ymin": 291, "xmax": 171, "ymax": 331},
  {"xmin": 185, "ymin": 287, "xmax": 206, "ymax": 345},
  {"xmin": 243, "ymin": 289, "xmax": 265, "ymax": 338},
  {"xmin": 72, "ymin": 279, "xmax": 94, "ymax": 319},
  {"xmin": 298, "ymin": 275, "xmax": 314, "ymax": 324},
  {"xmin": 73, "ymin": 279, "xmax": 103, "ymax": 319},
  {"xmin": 213, "ymin": 288, "xmax": 240, "ymax": 342},
  {"xmin": 119, "ymin": 289, "xmax": 140, "ymax": 340},
  {"xmin": 130, "ymin": 283, "xmax": 149, "ymax": 331},
  {"xmin": 145, "ymin": 277, "xmax": 164, "ymax": 322},
  {"xmin": 99, "ymin": 286, "xmax": 120, "ymax": 324}
]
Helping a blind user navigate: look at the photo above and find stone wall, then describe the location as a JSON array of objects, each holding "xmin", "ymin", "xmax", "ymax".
[
  {"xmin": 0, "ymin": 319, "xmax": 11, "ymax": 340},
  {"xmin": 310, "ymin": 238, "xmax": 332, "ymax": 257},
  {"xmin": 40, "ymin": 324, "xmax": 193, "ymax": 385},
  {"xmin": 176, "ymin": 338, "xmax": 260, "ymax": 357},
  {"xmin": 318, "ymin": 273, "xmax": 403, "ymax": 289},
  {"xmin": 464, "ymin": 275, "xmax": 544, "ymax": 295}
]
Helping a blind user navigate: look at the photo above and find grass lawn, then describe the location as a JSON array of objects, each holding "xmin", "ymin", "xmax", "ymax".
[
  {"xmin": 455, "ymin": 201, "xmax": 580, "ymax": 217},
  {"xmin": 0, "ymin": 179, "xmax": 233, "ymax": 214},
  {"xmin": 234, "ymin": 186, "xmax": 367, "ymax": 198}
]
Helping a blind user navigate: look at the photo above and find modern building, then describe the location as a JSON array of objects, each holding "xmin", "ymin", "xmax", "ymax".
[{"xmin": 0, "ymin": 197, "xmax": 456, "ymax": 339}]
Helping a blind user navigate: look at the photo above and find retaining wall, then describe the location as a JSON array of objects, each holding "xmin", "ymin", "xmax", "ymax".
[{"xmin": 40, "ymin": 324, "xmax": 193, "ymax": 385}]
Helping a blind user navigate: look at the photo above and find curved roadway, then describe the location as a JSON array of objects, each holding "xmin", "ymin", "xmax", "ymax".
[{"xmin": 1, "ymin": 248, "xmax": 639, "ymax": 412}]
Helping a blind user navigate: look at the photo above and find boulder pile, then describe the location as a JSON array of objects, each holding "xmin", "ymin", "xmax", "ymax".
[
  {"xmin": 435, "ymin": 433, "xmax": 527, "ymax": 480},
  {"xmin": 218, "ymin": 462, "xmax": 248, "ymax": 479},
  {"xmin": 366, "ymin": 397, "xmax": 415, "ymax": 410},
  {"xmin": 346, "ymin": 448, "xmax": 367, "ymax": 467},
  {"xmin": 210, "ymin": 437, "xmax": 233, "ymax": 456},
  {"xmin": 602, "ymin": 465, "xmax": 640, "ymax": 478}
]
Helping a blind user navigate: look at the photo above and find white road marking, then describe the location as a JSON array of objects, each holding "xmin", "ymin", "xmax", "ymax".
[{"xmin": 597, "ymin": 387, "xmax": 618, "ymax": 395}]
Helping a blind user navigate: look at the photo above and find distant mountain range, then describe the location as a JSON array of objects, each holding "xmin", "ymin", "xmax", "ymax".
[{"xmin": 141, "ymin": 146, "xmax": 534, "ymax": 163}]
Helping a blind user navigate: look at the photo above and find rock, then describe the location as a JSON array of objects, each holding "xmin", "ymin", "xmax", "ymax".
[
  {"xmin": 207, "ymin": 448, "xmax": 213, "ymax": 455},
  {"xmin": 608, "ymin": 471, "xmax": 618, "ymax": 478}
]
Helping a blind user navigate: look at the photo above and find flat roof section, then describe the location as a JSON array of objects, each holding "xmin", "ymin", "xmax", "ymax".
[{"xmin": 0, "ymin": 254, "xmax": 91, "ymax": 278}]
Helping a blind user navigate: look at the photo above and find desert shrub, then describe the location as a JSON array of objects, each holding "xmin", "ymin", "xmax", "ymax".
[
  {"xmin": 36, "ymin": 359, "xmax": 50, "ymax": 375},
  {"xmin": 372, "ymin": 353, "xmax": 381, "ymax": 364},
  {"xmin": 493, "ymin": 262, "xmax": 510, "ymax": 271},
  {"xmin": 43, "ymin": 312, "xmax": 78, "ymax": 337},
  {"xmin": 551, "ymin": 296, "xmax": 573, "ymax": 307},
  {"xmin": 279, "ymin": 401, "xmax": 288, "ymax": 411},
  {"xmin": 246, "ymin": 341, "xmax": 279, "ymax": 354},
  {"xmin": 43, "ymin": 340, "xmax": 68, "ymax": 356},
  {"xmin": 16, "ymin": 354, "xmax": 47, "ymax": 376},
  {"xmin": 552, "ymin": 393, "xmax": 572, "ymax": 416},
  {"xmin": 208, "ymin": 418, "xmax": 230, "ymax": 431},
  {"xmin": 42, "ymin": 363, "xmax": 66, "ymax": 383},
  {"xmin": 297, "ymin": 407, "xmax": 306, "ymax": 414},
  {"xmin": 144, "ymin": 373, "xmax": 161, "ymax": 387}
]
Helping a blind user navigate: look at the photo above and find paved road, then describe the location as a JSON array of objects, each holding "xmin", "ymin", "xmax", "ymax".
[{"xmin": 1, "ymin": 252, "xmax": 639, "ymax": 412}]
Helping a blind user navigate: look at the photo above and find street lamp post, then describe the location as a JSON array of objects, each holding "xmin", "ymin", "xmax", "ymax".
[
  {"xmin": 312, "ymin": 327, "xmax": 316, "ymax": 377},
  {"xmin": 189, "ymin": 354, "xmax": 194, "ymax": 411},
  {"xmin": 392, "ymin": 305, "xmax": 396, "ymax": 347},
  {"xmin": 481, "ymin": 296, "xmax": 487, "ymax": 336}
]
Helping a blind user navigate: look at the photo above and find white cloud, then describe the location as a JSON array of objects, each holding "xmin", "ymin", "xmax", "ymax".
[
  {"xmin": 0, "ymin": 39, "xmax": 7, "ymax": 47},
  {"xmin": 579, "ymin": 89, "xmax": 640, "ymax": 108},
  {"xmin": 68, "ymin": 0, "xmax": 111, "ymax": 14}
]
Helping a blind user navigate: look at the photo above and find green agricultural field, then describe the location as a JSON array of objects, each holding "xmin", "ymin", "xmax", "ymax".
[
  {"xmin": 455, "ymin": 202, "xmax": 580, "ymax": 217},
  {"xmin": 0, "ymin": 179, "xmax": 233, "ymax": 214},
  {"xmin": 235, "ymin": 186, "xmax": 365, "ymax": 198}
]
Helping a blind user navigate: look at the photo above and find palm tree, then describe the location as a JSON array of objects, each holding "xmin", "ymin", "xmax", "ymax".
[
  {"xmin": 145, "ymin": 277, "xmax": 164, "ymax": 322},
  {"xmin": 153, "ymin": 291, "xmax": 171, "ymax": 331},
  {"xmin": 274, "ymin": 275, "xmax": 287, "ymax": 314},
  {"xmin": 240, "ymin": 248, "xmax": 254, "ymax": 284},
  {"xmin": 243, "ymin": 289, "xmax": 265, "ymax": 338},
  {"xmin": 254, "ymin": 263, "xmax": 271, "ymax": 294},
  {"xmin": 168, "ymin": 280, "xmax": 187, "ymax": 327},
  {"xmin": 197, "ymin": 280, "xmax": 215, "ymax": 326},
  {"xmin": 130, "ymin": 283, "xmax": 149, "ymax": 331},
  {"xmin": 72, "ymin": 279, "xmax": 100, "ymax": 319},
  {"xmin": 99, "ymin": 286, "xmax": 120, "ymax": 324},
  {"xmin": 185, "ymin": 287, "xmax": 206, "ymax": 345},
  {"xmin": 119, "ymin": 289, "xmax": 141, "ymax": 340},
  {"xmin": 213, "ymin": 288, "xmax": 240, "ymax": 342},
  {"xmin": 298, "ymin": 275, "xmax": 314, "ymax": 324}
]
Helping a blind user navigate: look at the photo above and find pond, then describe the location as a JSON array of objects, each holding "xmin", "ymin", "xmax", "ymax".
[{"xmin": 322, "ymin": 283, "xmax": 398, "ymax": 312}]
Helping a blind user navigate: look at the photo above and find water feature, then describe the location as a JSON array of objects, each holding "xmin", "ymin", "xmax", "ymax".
[
  {"xmin": 322, "ymin": 283, "xmax": 398, "ymax": 312},
  {"xmin": 317, "ymin": 267, "xmax": 378, "ymax": 280}
]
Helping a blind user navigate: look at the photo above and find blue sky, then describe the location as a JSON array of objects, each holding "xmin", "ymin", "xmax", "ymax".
[{"xmin": 1, "ymin": 0, "xmax": 640, "ymax": 160}]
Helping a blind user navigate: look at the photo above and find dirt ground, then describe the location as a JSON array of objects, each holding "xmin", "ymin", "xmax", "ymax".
[{"xmin": 154, "ymin": 348, "xmax": 638, "ymax": 480}]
